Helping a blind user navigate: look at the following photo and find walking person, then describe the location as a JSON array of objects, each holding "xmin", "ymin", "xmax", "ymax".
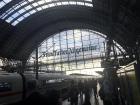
[
  {"xmin": 69, "ymin": 81, "xmax": 79, "ymax": 105},
  {"xmin": 83, "ymin": 80, "xmax": 91, "ymax": 105},
  {"xmin": 93, "ymin": 79, "xmax": 98, "ymax": 99}
]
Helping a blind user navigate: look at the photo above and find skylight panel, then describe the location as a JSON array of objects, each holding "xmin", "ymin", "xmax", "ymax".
[
  {"xmin": 42, "ymin": 5, "xmax": 49, "ymax": 9},
  {"xmin": 12, "ymin": 12, "xmax": 20, "ymax": 18},
  {"xmin": 84, "ymin": 0, "xmax": 92, "ymax": 2},
  {"xmin": 56, "ymin": 2, "xmax": 62, "ymax": 6},
  {"xmin": 38, "ymin": 0, "xmax": 45, "ymax": 5},
  {"xmin": 11, "ymin": 20, "xmax": 19, "ymax": 26},
  {"xmin": 45, "ymin": 0, "xmax": 52, "ymax": 3},
  {"xmin": 6, "ymin": 16, "xmax": 13, "ymax": 23},
  {"xmin": 18, "ymin": 9, "xmax": 26, "ymax": 14},
  {"xmin": 20, "ymin": 1, "xmax": 28, "ymax": 6},
  {"xmin": 37, "ymin": 7, "xmax": 42, "ymax": 11},
  {"xmin": 69, "ymin": 1, "xmax": 76, "ymax": 5},
  {"xmin": 25, "ymin": 5, "xmax": 32, "ymax": 10},
  {"xmin": 29, "ymin": 10, "xmax": 36, "ymax": 14},
  {"xmin": 23, "ymin": 13, "xmax": 30, "ymax": 17},
  {"xmin": 77, "ymin": 2, "xmax": 85, "ymax": 6},
  {"xmin": 1, "ymin": 8, "xmax": 14, "ymax": 19},
  {"xmin": 28, "ymin": 0, "xmax": 34, "ymax": 2},
  {"xmin": 32, "ymin": 2, "xmax": 38, "ymax": 7},
  {"xmin": 61, "ymin": 2, "xmax": 69, "ymax": 5},
  {"xmin": 49, "ymin": 3, "xmax": 55, "ymax": 7},
  {"xmin": 17, "ymin": 16, "xmax": 24, "ymax": 22},
  {"xmin": 85, "ymin": 3, "xmax": 93, "ymax": 7},
  {"xmin": 3, "ymin": 0, "xmax": 11, "ymax": 3},
  {"xmin": 14, "ymin": 4, "xmax": 22, "ymax": 10},
  {"xmin": 0, "ymin": 1, "xmax": 5, "ymax": 9}
]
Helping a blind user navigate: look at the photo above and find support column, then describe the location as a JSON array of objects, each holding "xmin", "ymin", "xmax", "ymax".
[
  {"xmin": 101, "ymin": 37, "xmax": 120, "ymax": 105},
  {"xmin": 134, "ymin": 41, "xmax": 140, "ymax": 91},
  {"xmin": 35, "ymin": 46, "xmax": 39, "ymax": 80},
  {"xmin": 134, "ymin": 62, "xmax": 140, "ymax": 91},
  {"xmin": 21, "ymin": 60, "xmax": 26, "ymax": 73}
]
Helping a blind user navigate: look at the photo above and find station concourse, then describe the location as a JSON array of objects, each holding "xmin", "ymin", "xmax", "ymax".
[{"xmin": 0, "ymin": 0, "xmax": 140, "ymax": 105}]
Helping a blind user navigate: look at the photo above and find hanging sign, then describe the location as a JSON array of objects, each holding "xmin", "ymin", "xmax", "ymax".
[{"xmin": 40, "ymin": 45, "xmax": 98, "ymax": 57}]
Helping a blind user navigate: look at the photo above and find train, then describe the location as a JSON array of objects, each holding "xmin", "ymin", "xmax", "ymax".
[
  {"xmin": 0, "ymin": 72, "xmax": 72, "ymax": 105},
  {"xmin": 117, "ymin": 61, "xmax": 140, "ymax": 105}
]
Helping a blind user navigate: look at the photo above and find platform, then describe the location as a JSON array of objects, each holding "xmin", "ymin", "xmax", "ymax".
[{"xmin": 62, "ymin": 89, "xmax": 103, "ymax": 105}]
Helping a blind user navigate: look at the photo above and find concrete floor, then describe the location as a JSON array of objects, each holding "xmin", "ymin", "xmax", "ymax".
[
  {"xmin": 62, "ymin": 83, "xmax": 103, "ymax": 105},
  {"xmin": 63, "ymin": 88, "xmax": 103, "ymax": 105}
]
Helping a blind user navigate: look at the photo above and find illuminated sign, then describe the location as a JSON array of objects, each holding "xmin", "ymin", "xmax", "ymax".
[{"xmin": 40, "ymin": 45, "xmax": 97, "ymax": 57}]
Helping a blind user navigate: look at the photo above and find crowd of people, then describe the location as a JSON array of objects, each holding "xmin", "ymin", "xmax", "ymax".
[
  {"xmin": 12, "ymin": 78, "xmax": 121, "ymax": 105},
  {"xmin": 68, "ymin": 79, "xmax": 98, "ymax": 105},
  {"xmin": 68, "ymin": 78, "xmax": 121, "ymax": 105}
]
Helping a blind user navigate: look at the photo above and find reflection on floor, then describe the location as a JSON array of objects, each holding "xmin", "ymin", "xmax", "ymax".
[{"xmin": 63, "ymin": 90, "xmax": 103, "ymax": 105}]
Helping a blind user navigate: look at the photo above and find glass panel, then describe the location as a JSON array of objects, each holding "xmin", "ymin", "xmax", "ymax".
[
  {"xmin": 85, "ymin": 60, "xmax": 93, "ymax": 68},
  {"xmin": 77, "ymin": 61, "xmax": 85, "ymax": 69},
  {"xmin": 70, "ymin": 62, "xmax": 76, "ymax": 70}
]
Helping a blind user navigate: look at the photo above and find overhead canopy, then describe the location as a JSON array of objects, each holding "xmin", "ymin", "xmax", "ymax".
[{"xmin": 0, "ymin": 0, "xmax": 140, "ymax": 60}]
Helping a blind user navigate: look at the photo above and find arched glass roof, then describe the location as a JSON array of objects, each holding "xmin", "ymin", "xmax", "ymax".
[{"xmin": 0, "ymin": 0, "xmax": 93, "ymax": 26}]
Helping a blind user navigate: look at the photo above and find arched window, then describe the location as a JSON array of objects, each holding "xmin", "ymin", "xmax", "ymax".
[{"xmin": 28, "ymin": 29, "xmax": 125, "ymax": 77}]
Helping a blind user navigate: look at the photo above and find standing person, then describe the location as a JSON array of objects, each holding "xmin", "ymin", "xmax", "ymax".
[
  {"xmin": 83, "ymin": 80, "xmax": 91, "ymax": 105},
  {"xmin": 99, "ymin": 83, "xmax": 105, "ymax": 104},
  {"xmin": 99, "ymin": 79, "xmax": 113, "ymax": 105},
  {"xmin": 78, "ymin": 80, "xmax": 83, "ymax": 96},
  {"xmin": 93, "ymin": 79, "xmax": 98, "ymax": 99},
  {"xmin": 78, "ymin": 80, "xmax": 84, "ymax": 104},
  {"xmin": 69, "ymin": 81, "xmax": 79, "ymax": 105}
]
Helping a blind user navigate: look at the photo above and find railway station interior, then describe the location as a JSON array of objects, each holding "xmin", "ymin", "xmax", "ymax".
[{"xmin": 0, "ymin": 0, "xmax": 140, "ymax": 105}]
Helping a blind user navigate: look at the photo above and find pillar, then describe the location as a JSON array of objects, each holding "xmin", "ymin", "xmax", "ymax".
[
  {"xmin": 21, "ymin": 60, "xmax": 26, "ymax": 73},
  {"xmin": 35, "ymin": 46, "xmax": 39, "ymax": 80}
]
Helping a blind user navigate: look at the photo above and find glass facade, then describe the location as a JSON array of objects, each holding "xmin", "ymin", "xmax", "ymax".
[{"xmin": 28, "ymin": 29, "xmax": 125, "ymax": 77}]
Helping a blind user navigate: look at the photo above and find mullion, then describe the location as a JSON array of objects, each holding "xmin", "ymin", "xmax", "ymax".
[
  {"xmin": 66, "ymin": 31, "xmax": 70, "ymax": 71},
  {"xmin": 89, "ymin": 29, "xmax": 94, "ymax": 68},
  {"xmin": 80, "ymin": 29, "xmax": 86, "ymax": 69},
  {"xmin": 73, "ymin": 30, "xmax": 78, "ymax": 69}
]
